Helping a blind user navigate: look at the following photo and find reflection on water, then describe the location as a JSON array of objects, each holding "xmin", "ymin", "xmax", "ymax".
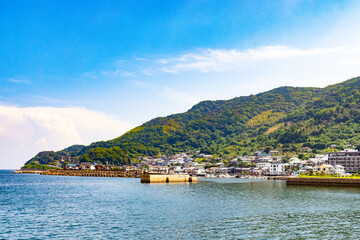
[{"xmin": 1, "ymin": 170, "xmax": 360, "ymax": 239}]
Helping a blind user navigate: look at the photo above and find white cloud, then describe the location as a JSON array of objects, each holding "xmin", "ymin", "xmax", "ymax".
[
  {"xmin": 128, "ymin": 80, "xmax": 152, "ymax": 88},
  {"xmin": 156, "ymin": 2, "xmax": 360, "ymax": 90},
  {"xmin": 101, "ymin": 70, "xmax": 135, "ymax": 78},
  {"xmin": 0, "ymin": 105, "xmax": 135, "ymax": 169},
  {"xmin": 159, "ymin": 46, "xmax": 356, "ymax": 74},
  {"xmin": 8, "ymin": 77, "xmax": 31, "ymax": 84}
]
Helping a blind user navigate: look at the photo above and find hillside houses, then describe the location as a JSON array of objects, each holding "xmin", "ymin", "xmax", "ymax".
[{"xmin": 48, "ymin": 148, "xmax": 359, "ymax": 178}]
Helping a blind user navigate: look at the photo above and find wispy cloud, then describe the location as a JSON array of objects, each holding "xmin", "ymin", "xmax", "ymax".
[
  {"xmin": 158, "ymin": 46, "xmax": 348, "ymax": 74},
  {"xmin": 128, "ymin": 80, "xmax": 152, "ymax": 88},
  {"xmin": 80, "ymin": 69, "xmax": 136, "ymax": 83},
  {"xmin": 8, "ymin": 77, "xmax": 31, "ymax": 84},
  {"xmin": 135, "ymin": 57, "xmax": 149, "ymax": 62},
  {"xmin": 100, "ymin": 70, "xmax": 136, "ymax": 78},
  {"xmin": 19, "ymin": 95, "xmax": 82, "ymax": 105}
]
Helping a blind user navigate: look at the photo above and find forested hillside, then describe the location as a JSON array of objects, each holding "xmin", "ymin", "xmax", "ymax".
[{"xmin": 24, "ymin": 77, "xmax": 360, "ymax": 167}]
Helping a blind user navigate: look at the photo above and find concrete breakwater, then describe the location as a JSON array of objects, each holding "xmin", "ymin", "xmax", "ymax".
[
  {"xmin": 141, "ymin": 174, "xmax": 198, "ymax": 183},
  {"xmin": 14, "ymin": 169, "xmax": 47, "ymax": 174},
  {"xmin": 286, "ymin": 177, "xmax": 360, "ymax": 187},
  {"xmin": 40, "ymin": 169, "xmax": 143, "ymax": 178}
]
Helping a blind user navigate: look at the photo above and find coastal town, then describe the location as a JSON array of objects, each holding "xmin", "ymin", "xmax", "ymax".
[{"xmin": 20, "ymin": 147, "xmax": 360, "ymax": 178}]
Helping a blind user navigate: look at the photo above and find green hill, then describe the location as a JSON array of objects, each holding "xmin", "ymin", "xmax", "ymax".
[{"xmin": 23, "ymin": 77, "xmax": 360, "ymax": 168}]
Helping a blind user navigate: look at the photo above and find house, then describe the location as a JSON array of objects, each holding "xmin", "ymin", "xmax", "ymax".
[
  {"xmin": 252, "ymin": 168, "xmax": 262, "ymax": 175},
  {"xmin": 271, "ymin": 156, "xmax": 283, "ymax": 162},
  {"xmin": 216, "ymin": 162, "xmax": 226, "ymax": 168},
  {"xmin": 316, "ymin": 164, "xmax": 334, "ymax": 174},
  {"xmin": 230, "ymin": 159, "xmax": 239, "ymax": 165},
  {"xmin": 254, "ymin": 155, "xmax": 272, "ymax": 163},
  {"xmin": 301, "ymin": 147, "xmax": 312, "ymax": 152},
  {"xmin": 269, "ymin": 150, "xmax": 280, "ymax": 155},
  {"xmin": 239, "ymin": 156, "xmax": 254, "ymax": 163},
  {"xmin": 298, "ymin": 165, "xmax": 315, "ymax": 174},
  {"xmin": 307, "ymin": 157, "xmax": 325, "ymax": 166},
  {"xmin": 67, "ymin": 163, "xmax": 78, "ymax": 170},
  {"xmin": 256, "ymin": 162, "xmax": 270, "ymax": 170},
  {"xmin": 334, "ymin": 165, "xmax": 345, "ymax": 174},
  {"xmin": 289, "ymin": 158, "xmax": 303, "ymax": 167},
  {"xmin": 147, "ymin": 165, "xmax": 169, "ymax": 174},
  {"xmin": 80, "ymin": 162, "xmax": 95, "ymax": 170},
  {"xmin": 121, "ymin": 165, "xmax": 135, "ymax": 171},
  {"xmin": 346, "ymin": 144, "xmax": 354, "ymax": 148},
  {"xmin": 207, "ymin": 167, "xmax": 220, "ymax": 174},
  {"xmin": 219, "ymin": 168, "xmax": 229, "ymax": 174},
  {"xmin": 233, "ymin": 167, "xmax": 252, "ymax": 175},
  {"xmin": 256, "ymin": 162, "xmax": 270, "ymax": 175},
  {"xmin": 269, "ymin": 163, "xmax": 285, "ymax": 176}
]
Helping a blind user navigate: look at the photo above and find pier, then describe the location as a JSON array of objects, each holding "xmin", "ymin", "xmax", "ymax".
[
  {"xmin": 40, "ymin": 169, "xmax": 143, "ymax": 178},
  {"xmin": 141, "ymin": 174, "xmax": 198, "ymax": 183},
  {"xmin": 14, "ymin": 169, "xmax": 47, "ymax": 174},
  {"xmin": 286, "ymin": 177, "xmax": 360, "ymax": 187}
]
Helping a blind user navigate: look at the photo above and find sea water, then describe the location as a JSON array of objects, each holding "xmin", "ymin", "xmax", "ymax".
[{"xmin": 1, "ymin": 170, "xmax": 360, "ymax": 239}]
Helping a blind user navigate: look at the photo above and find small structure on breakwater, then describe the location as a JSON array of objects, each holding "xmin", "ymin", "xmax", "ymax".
[{"xmin": 141, "ymin": 174, "xmax": 197, "ymax": 183}]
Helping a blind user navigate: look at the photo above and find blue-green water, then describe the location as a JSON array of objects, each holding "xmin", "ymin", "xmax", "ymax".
[{"xmin": 1, "ymin": 170, "xmax": 360, "ymax": 239}]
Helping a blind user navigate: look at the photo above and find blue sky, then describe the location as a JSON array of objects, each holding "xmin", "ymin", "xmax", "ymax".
[{"xmin": 1, "ymin": 0, "xmax": 360, "ymax": 168}]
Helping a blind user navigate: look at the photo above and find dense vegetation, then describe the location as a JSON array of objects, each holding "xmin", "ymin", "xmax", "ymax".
[{"xmin": 24, "ymin": 77, "xmax": 360, "ymax": 167}]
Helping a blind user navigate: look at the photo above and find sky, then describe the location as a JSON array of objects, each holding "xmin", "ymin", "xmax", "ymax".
[{"xmin": 1, "ymin": 0, "xmax": 360, "ymax": 169}]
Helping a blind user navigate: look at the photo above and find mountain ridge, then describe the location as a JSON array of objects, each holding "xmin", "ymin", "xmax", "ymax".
[{"xmin": 23, "ymin": 77, "xmax": 360, "ymax": 168}]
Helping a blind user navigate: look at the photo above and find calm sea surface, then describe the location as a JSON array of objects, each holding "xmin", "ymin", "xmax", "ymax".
[{"xmin": 1, "ymin": 170, "xmax": 360, "ymax": 239}]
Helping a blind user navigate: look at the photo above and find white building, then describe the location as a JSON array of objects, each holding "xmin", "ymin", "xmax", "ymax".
[
  {"xmin": 257, "ymin": 162, "xmax": 270, "ymax": 170},
  {"xmin": 334, "ymin": 165, "xmax": 345, "ymax": 174},
  {"xmin": 269, "ymin": 162, "xmax": 285, "ymax": 176},
  {"xmin": 289, "ymin": 158, "xmax": 304, "ymax": 166}
]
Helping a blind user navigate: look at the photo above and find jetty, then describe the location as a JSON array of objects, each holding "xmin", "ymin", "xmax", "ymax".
[
  {"xmin": 141, "ymin": 174, "xmax": 197, "ymax": 183},
  {"xmin": 14, "ymin": 169, "xmax": 47, "ymax": 174},
  {"xmin": 40, "ymin": 169, "xmax": 142, "ymax": 178},
  {"xmin": 35, "ymin": 169, "xmax": 143, "ymax": 178},
  {"xmin": 286, "ymin": 177, "xmax": 360, "ymax": 187}
]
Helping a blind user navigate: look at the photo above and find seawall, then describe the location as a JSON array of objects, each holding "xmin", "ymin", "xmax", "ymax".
[
  {"xmin": 286, "ymin": 177, "xmax": 360, "ymax": 187},
  {"xmin": 141, "ymin": 174, "xmax": 198, "ymax": 183},
  {"xmin": 40, "ymin": 169, "xmax": 143, "ymax": 178},
  {"xmin": 14, "ymin": 169, "xmax": 47, "ymax": 174}
]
